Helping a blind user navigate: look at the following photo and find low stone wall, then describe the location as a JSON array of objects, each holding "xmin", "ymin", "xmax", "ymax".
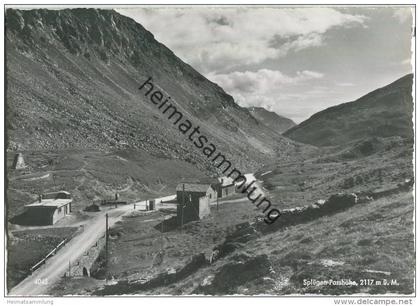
[
  {"xmin": 256, "ymin": 193, "xmax": 358, "ymax": 233},
  {"xmin": 66, "ymin": 234, "xmax": 106, "ymax": 277}
]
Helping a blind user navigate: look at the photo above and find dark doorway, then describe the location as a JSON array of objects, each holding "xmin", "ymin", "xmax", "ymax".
[{"xmin": 83, "ymin": 267, "xmax": 89, "ymax": 276}]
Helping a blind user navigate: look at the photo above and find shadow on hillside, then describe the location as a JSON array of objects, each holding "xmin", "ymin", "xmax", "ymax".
[
  {"xmin": 154, "ymin": 216, "xmax": 178, "ymax": 233},
  {"xmin": 9, "ymin": 211, "xmax": 49, "ymax": 226}
]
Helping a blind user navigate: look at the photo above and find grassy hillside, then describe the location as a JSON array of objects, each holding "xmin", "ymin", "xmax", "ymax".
[{"xmin": 284, "ymin": 74, "xmax": 413, "ymax": 147}]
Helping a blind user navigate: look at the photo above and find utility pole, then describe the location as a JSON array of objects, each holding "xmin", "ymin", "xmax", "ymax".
[
  {"xmin": 161, "ymin": 216, "xmax": 164, "ymax": 249},
  {"xmin": 105, "ymin": 213, "xmax": 109, "ymax": 269},
  {"xmin": 214, "ymin": 171, "xmax": 220, "ymax": 211},
  {"xmin": 181, "ymin": 183, "xmax": 185, "ymax": 233}
]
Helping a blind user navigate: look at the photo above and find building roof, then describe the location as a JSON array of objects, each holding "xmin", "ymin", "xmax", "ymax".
[
  {"xmin": 218, "ymin": 176, "xmax": 234, "ymax": 186},
  {"xmin": 42, "ymin": 191, "xmax": 71, "ymax": 199},
  {"xmin": 25, "ymin": 198, "xmax": 72, "ymax": 208},
  {"xmin": 176, "ymin": 183, "xmax": 213, "ymax": 193},
  {"xmin": 45, "ymin": 190, "xmax": 70, "ymax": 195}
]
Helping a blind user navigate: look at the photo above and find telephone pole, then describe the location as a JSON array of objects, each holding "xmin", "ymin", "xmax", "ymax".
[
  {"xmin": 181, "ymin": 183, "xmax": 185, "ymax": 233},
  {"xmin": 105, "ymin": 213, "xmax": 109, "ymax": 269},
  {"xmin": 161, "ymin": 216, "xmax": 164, "ymax": 249}
]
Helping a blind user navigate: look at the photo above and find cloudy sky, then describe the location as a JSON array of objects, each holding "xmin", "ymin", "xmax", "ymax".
[{"xmin": 118, "ymin": 6, "xmax": 413, "ymax": 123}]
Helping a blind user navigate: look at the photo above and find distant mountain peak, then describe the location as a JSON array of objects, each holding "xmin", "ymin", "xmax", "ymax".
[
  {"xmin": 284, "ymin": 74, "xmax": 413, "ymax": 147},
  {"xmin": 247, "ymin": 106, "xmax": 296, "ymax": 134}
]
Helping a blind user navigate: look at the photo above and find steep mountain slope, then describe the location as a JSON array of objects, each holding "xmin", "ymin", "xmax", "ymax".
[
  {"xmin": 6, "ymin": 8, "xmax": 295, "ymax": 173},
  {"xmin": 248, "ymin": 107, "xmax": 296, "ymax": 134},
  {"xmin": 283, "ymin": 74, "xmax": 413, "ymax": 146}
]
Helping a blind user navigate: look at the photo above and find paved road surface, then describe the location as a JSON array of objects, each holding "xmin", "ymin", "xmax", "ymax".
[{"xmin": 8, "ymin": 194, "xmax": 176, "ymax": 296}]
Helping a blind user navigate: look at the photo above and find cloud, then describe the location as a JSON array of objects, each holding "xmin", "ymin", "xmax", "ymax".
[
  {"xmin": 117, "ymin": 7, "xmax": 410, "ymax": 123},
  {"xmin": 401, "ymin": 58, "xmax": 412, "ymax": 65},
  {"xmin": 336, "ymin": 82, "xmax": 355, "ymax": 87},
  {"xmin": 118, "ymin": 7, "xmax": 366, "ymax": 74},
  {"xmin": 206, "ymin": 69, "xmax": 326, "ymax": 122},
  {"xmin": 207, "ymin": 69, "xmax": 324, "ymax": 94},
  {"xmin": 393, "ymin": 7, "xmax": 413, "ymax": 23}
]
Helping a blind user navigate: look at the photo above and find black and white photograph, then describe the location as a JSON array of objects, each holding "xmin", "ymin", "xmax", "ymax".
[{"xmin": 2, "ymin": 1, "xmax": 417, "ymax": 303}]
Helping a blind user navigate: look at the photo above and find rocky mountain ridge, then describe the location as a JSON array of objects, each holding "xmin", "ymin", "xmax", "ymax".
[
  {"xmin": 6, "ymin": 8, "xmax": 297, "ymax": 173},
  {"xmin": 284, "ymin": 74, "xmax": 413, "ymax": 147}
]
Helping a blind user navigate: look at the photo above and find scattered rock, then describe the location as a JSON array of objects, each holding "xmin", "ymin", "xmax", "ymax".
[{"xmin": 319, "ymin": 259, "xmax": 345, "ymax": 267}]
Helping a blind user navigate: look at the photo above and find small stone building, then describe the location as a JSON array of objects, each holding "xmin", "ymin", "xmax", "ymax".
[
  {"xmin": 25, "ymin": 191, "xmax": 72, "ymax": 225},
  {"xmin": 176, "ymin": 183, "xmax": 213, "ymax": 225},
  {"xmin": 217, "ymin": 176, "xmax": 236, "ymax": 198}
]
